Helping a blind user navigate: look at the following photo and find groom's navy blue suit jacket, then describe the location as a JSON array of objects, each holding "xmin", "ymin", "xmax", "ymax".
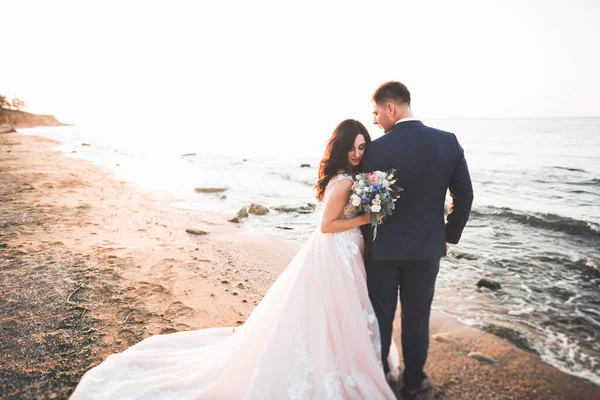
[{"xmin": 360, "ymin": 120, "xmax": 474, "ymax": 260}]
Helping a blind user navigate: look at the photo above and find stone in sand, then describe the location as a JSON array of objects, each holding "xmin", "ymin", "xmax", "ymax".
[
  {"xmin": 236, "ymin": 207, "xmax": 249, "ymax": 219},
  {"xmin": 432, "ymin": 334, "xmax": 453, "ymax": 344},
  {"xmin": 467, "ymin": 352, "xmax": 497, "ymax": 364},
  {"xmin": 185, "ymin": 228, "xmax": 208, "ymax": 235},
  {"xmin": 0, "ymin": 123, "xmax": 16, "ymax": 134},
  {"xmin": 194, "ymin": 187, "xmax": 228, "ymax": 193},
  {"xmin": 228, "ymin": 217, "xmax": 240, "ymax": 223},
  {"xmin": 482, "ymin": 324, "xmax": 536, "ymax": 353},
  {"xmin": 300, "ymin": 163, "xmax": 311, "ymax": 168},
  {"xmin": 181, "ymin": 153, "xmax": 197, "ymax": 157},
  {"xmin": 248, "ymin": 203, "xmax": 269, "ymax": 215},
  {"xmin": 477, "ymin": 278, "xmax": 502, "ymax": 291}
]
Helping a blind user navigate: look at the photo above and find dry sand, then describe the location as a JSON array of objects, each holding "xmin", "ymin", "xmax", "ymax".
[{"xmin": 1, "ymin": 132, "xmax": 598, "ymax": 399}]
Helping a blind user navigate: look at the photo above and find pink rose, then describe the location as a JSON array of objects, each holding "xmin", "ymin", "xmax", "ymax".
[{"xmin": 369, "ymin": 174, "xmax": 377, "ymax": 184}]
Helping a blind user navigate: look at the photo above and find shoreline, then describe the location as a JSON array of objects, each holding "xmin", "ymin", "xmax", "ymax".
[{"xmin": 1, "ymin": 132, "xmax": 599, "ymax": 399}]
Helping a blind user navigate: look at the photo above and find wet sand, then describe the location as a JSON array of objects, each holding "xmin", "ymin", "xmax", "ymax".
[{"xmin": 1, "ymin": 132, "xmax": 598, "ymax": 399}]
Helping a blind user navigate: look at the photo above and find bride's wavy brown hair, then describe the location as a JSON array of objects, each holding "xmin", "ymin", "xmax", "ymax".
[{"xmin": 315, "ymin": 119, "xmax": 371, "ymax": 202}]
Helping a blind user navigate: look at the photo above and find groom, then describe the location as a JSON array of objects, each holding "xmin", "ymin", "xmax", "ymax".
[{"xmin": 361, "ymin": 81, "xmax": 473, "ymax": 397}]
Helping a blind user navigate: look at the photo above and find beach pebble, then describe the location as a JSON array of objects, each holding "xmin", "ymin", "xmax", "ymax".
[
  {"xmin": 0, "ymin": 123, "xmax": 16, "ymax": 134},
  {"xmin": 453, "ymin": 251, "xmax": 477, "ymax": 260},
  {"xmin": 181, "ymin": 153, "xmax": 196, "ymax": 157},
  {"xmin": 185, "ymin": 228, "xmax": 208, "ymax": 236},
  {"xmin": 300, "ymin": 163, "xmax": 311, "ymax": 168},
  {"xmin": 248, "ymin": 203, "xmax": 269, "ymax": 215},
  {"xmin": 467, "ymin": 352, "xmax": 497, "ymax": 364},
  {"xmin": 194, "ymin": 187, "xmax": 227, "ymax": 193},
  {"xmin": 81, "ymin": 143, "xmax": 91, "ymax": 147},
  {"xmin": 477, "ymin": 278, "xmax": 502, "ymax": 291},
  {"xmin": 236, "ymin": 207, "xmax": 249, "ymax": 219},
  {"xmin": 433, "ymin": 334, "xmax": 453, "ymax": 344},
  {"xmin": 228, "ymin": 217, "xmax": 240, "ymax": 223}
]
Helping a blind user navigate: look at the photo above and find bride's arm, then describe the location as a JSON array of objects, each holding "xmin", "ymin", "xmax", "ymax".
[{"xmin": 320, "ymin": 179, "xmax": 370, "ymax": 234}]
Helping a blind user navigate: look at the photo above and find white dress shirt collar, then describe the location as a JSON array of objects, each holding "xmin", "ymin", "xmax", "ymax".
[{"xmin": 394, "ymin": 117, "xmax": 420, "ymax": 125}]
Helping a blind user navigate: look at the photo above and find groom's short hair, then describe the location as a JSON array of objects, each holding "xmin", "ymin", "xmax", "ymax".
[{"xmin": 372, "ymin": 81, "xmax": 411, "ymax": 106}]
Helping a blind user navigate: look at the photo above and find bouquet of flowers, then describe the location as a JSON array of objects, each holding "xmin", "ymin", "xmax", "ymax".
[{"xmin": 350, "ymin": 169, "xmax": 404, "ymax": 227}]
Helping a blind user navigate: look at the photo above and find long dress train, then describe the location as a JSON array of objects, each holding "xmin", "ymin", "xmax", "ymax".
[{"xmin": 70, "ymin": 174, "xmax": 398, "ymax": 399}]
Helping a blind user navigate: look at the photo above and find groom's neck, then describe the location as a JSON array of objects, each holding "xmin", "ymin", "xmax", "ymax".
[{"xmin": 393, "ymin": 107, "xmax": 415, "ymax": 124}]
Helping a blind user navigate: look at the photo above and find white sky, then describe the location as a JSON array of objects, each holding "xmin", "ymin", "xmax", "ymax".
[{"xmin": 1, "ymin": 0, "xmax": 599, "ymax": 134}]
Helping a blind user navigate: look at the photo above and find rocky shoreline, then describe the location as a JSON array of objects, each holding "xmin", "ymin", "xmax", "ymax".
[{"xmin": 0, "ymin": 109, "xmax": 67, "ymax": 133}]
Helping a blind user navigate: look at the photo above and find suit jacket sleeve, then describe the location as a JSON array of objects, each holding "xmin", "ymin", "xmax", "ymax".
[{"xmin": 445, "ymin": 136, "xmax": 474, "ymax": 244}]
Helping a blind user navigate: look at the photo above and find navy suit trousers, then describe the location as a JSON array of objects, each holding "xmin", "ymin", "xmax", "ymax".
[{"xmin": 366, "ymin": 257, "xmax": 440, "ymax": 388}]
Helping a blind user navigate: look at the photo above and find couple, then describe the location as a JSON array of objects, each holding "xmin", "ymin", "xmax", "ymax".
[{"xmin": 70, "ymin": 81, "xmax": 473, "ymax": 399}]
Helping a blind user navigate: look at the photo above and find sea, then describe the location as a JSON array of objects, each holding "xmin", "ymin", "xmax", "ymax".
[{"xmin": 19, "ymin": 117, "xmax": 600, "ymax": 385}]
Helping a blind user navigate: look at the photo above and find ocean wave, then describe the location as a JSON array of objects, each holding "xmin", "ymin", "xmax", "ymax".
[
  {"xmin": 552, "ymin": 166, "xmax": 587, "ymax": 173},
  {"xmin": 273, "ymin": 172, "xmax": 315, "ymax": 187},
  {"xmin": 471, "ymin": 206, "xmax": 600, "ymax": 239},
  {"xmin": 566, "ymin": 179, "xmax": 600, "ymax": 186}
]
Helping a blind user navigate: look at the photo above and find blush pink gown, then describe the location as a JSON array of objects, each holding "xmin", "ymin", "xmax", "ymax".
[{"xmin": 70, "ymin": 174, "xmax": 398, "ymax": 399}]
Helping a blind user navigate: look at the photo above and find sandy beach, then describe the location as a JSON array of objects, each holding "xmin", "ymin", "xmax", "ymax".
[{"xmin": 1, "ymin": 132, "xmax": 599, "ymax": 400}]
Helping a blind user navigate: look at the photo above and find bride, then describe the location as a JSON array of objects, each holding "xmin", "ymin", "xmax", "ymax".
[{"xmin": 70, "ymin": 119, "xmax": 398, "ymax": 399}]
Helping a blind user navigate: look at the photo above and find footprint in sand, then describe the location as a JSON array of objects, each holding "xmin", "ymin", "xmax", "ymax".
[{"xmin": 164, "ymin": 301, "xmax": 194, "ymax": 319}]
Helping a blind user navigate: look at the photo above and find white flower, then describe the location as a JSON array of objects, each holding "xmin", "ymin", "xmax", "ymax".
[
  {"xmin": 356, "ymin": 188, "xmax": 362, "ymax": 195},
  {"xmin": 351, "ymin": 194, "xmax": 361, "ymax": 207},
  {"xmin": 375, "ymin": 194, "xmax": 380, "ymax": 200},
  {"xmin": 376, "ymin": 171, "xmax": 387, "ymax": 179},
  {"xmin": 372, "ymin": 198, "xmax": 381, "ymax": 206},
  {"xmin": 370, "ymin": 204, "xmax": 381, "ymax": 213},
  {"xmin": 389, "ymin": 180, "xmax": 396, "ymax": 185},
  {"xmin": 383, "ymin": 180, "xmax": 390, "ymax": 187},
  {"xmin": 387, "ymin": 174, "xmax": 394, "ymax": 180}
]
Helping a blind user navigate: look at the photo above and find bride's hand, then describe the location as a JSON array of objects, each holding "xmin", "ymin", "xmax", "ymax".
[{"xmin": 361, "ymin": 213, "xmax": 384, "ymax": 225}]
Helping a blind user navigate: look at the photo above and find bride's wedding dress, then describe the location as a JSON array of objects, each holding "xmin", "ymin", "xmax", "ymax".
[{"xmin": 70, "ymin": 174, "xmax": 398, "ymax": 399}]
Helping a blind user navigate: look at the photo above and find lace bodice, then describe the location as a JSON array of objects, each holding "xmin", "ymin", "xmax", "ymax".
[{"xmin": 324, "ymin": 174, "xmax": 357, "ymax": 220}]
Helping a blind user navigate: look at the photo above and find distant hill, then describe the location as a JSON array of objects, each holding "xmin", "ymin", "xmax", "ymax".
[{"xmin": 0, "ymin": 109, "xmax": 68, "ymax": 129}]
